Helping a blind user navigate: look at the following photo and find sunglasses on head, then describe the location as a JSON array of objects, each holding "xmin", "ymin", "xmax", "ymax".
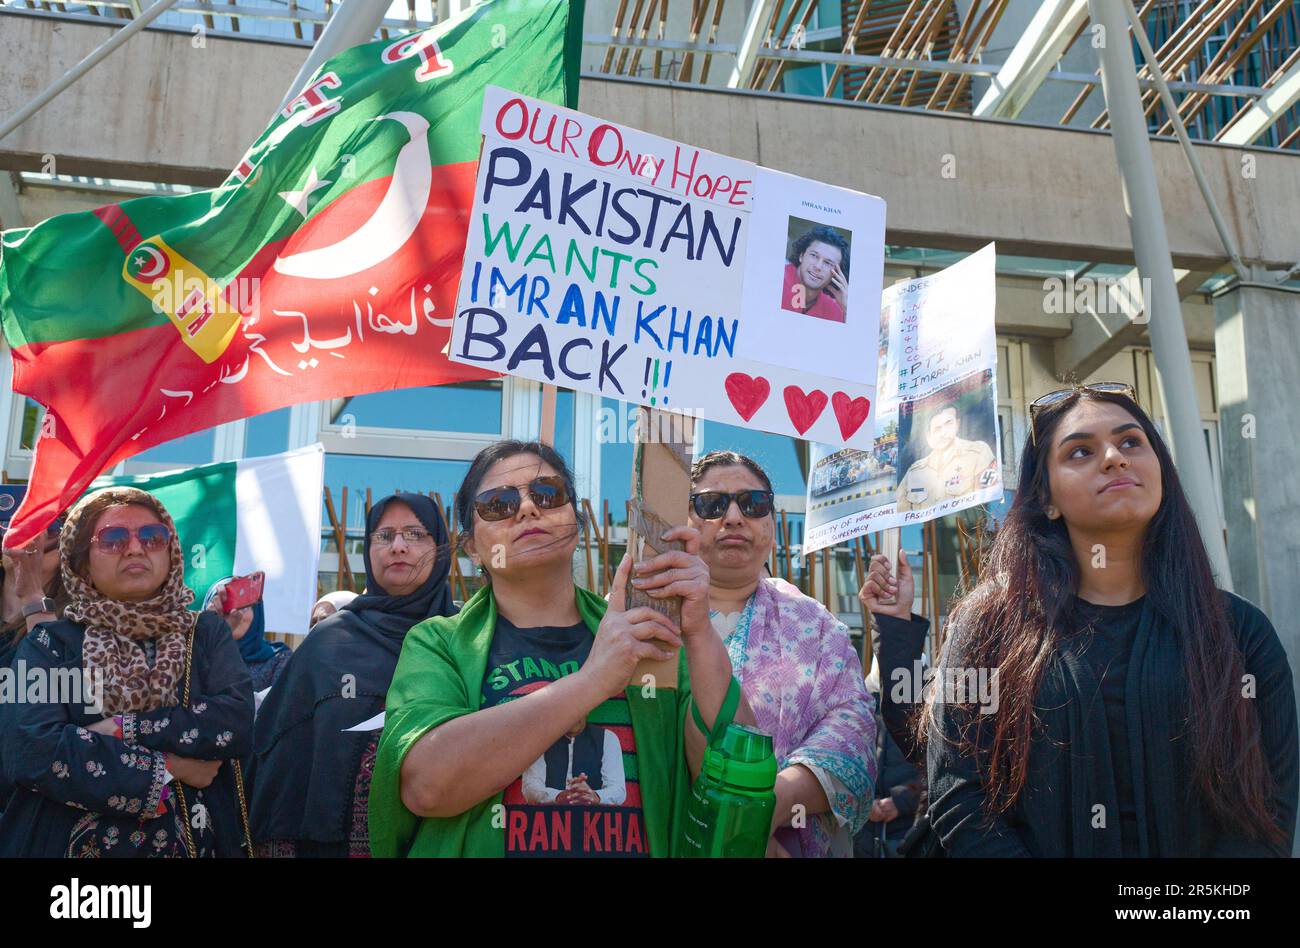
[
  {"xmin": 690, "ymin": 489, "xmax": 775, "ymax": 521},
  {"xmin": 1028, "ymin": 382, "xmax": 1136, "ymax": 446},
  {"xmin": 91, "ymin": 523, "xmax": 171, "ymax": 555},
  {"xmin": 472, "ymin": 475, "xmax": 571, "ymax": 523}
]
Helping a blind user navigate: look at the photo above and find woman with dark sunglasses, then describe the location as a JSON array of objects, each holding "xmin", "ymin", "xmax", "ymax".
[
  {"xmin": 247, "ymin": 491, "xmax": 454, "ymax": 857},
  {"xmin": 924, "ymin": 385, "xmax": 1297, "ymax": 856},
  {"xmin": 0, "ymin": 487, "xmax": 255, "ymax": 857},
  {"xmin": 682, "ymin": 450, "xmax": 877, "ymax": 858},
  {"xmin": 369, "ymin": 440, "xmax": 748, "ymax": 857}
]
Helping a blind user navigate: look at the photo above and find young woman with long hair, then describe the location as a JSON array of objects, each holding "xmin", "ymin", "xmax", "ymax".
[{"xmin": 919, "ymin": 384, "xmax": 1296, "ymax": 856}]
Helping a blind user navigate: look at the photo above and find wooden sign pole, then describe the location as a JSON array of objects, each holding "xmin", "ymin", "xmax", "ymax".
[
  {"xmin": 626, "ymin": 406, "xmax": 695, "ymax": 689},
  {"xmin": 539, "ymin": 383, "xmax": 558, "ymax": 446}
]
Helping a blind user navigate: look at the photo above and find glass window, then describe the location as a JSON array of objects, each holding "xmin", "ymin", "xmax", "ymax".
[
  {"xmin": 598, "ymin": 398, "xmax": 635, "ymax": 523},
  {"xmin": 554, "ymin": 388, "xmax": 576, "ymax": 464},
  {"xmin": 330, "ymin": 381, "xmax": 503, "ymax": 435},
  {"xmin": 322, "ymin": 454, "xmax": 473, "ymax": 534},
  {"xmin": 246, "ymin": 407, "xmax": 291, "ymax": 458},
  {"xmin": 17, "ymin": 398, "xmax": 42, "ymax": 451},
  {"xmin": 699, "ymin": 420, "xmax": 806, "ymax": 496}
]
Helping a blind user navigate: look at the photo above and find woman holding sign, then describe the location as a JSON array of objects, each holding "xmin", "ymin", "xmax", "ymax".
[
  {"xmin": 368, "ymin": 440, "xmax": 747, "ymax": 858},
  {"xmin": 685, "ymin": 450, "xmax": 877, "ymax": 858},
  {"xmin": 923, "ymin": 384, "xmax": 1297, "ymax": 856}
]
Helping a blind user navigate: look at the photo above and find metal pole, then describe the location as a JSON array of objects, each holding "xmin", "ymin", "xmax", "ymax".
[
  {"xmin": 275, "ymin": 0, "xmax": 392, "ymax": 115},
  {"xmin": 0, "ymin": 0, "xmax": 181, "ymax": 145},
  {"xmin": 1087, "ymin": 0, "xmax": 1233, "ymax": 589},
  {"xmin": 1121, "ymin": 0, "xmax": 1249, "ymax": 283}
]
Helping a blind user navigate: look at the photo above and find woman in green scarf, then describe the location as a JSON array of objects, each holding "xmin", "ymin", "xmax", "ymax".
[{"xmin": 369, "ymin": 440, "xmax": 749, "ymax": 857}]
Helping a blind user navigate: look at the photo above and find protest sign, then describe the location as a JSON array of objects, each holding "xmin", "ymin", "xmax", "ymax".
[
  {"xmin": 449, "ymin": 87, "xmax": 886, "ymax": 448},
  {"xmin": 804, "ymin": 245, "xmax": 1002, "ymax": 554}
]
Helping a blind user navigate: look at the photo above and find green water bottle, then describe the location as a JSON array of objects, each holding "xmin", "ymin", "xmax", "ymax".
[{"xmin": 680, "ymin": 722, "xmax": 777, "ymax": 858}]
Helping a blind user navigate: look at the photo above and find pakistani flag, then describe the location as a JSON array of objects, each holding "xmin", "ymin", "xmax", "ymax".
[
  {"xmin": 0, "ymin": 0, "xmax": 582, "ymax": 546},
  {"xmin": 93, "ymin": 445, "xmax": 325, "ymax": 635}
]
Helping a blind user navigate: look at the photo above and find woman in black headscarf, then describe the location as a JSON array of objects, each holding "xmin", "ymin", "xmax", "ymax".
[{"xmin": 246, "ymin": 492, "xmax": 454, "ymax": 857}]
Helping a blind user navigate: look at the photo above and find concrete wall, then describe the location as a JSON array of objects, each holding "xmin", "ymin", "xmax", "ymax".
[{"xmin": 3, "ymin": 13, "xmax": 1299, "ymax": 268}]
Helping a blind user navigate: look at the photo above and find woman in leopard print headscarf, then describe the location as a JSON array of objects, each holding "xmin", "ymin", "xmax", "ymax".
[
  {"xmin": 0, "ymin": 488, "xmax": 255, "ymax": 858},
  {"xmin": 60, "ymin": 487, "xmax": 195, "ymax": 714}
]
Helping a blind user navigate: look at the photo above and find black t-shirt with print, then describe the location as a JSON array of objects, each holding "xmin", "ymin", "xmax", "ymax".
[{"xmin": 481, "ymin": 617, "xmax": 647, "ymax": 857}]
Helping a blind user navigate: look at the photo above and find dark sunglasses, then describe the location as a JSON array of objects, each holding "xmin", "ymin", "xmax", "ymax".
[
  {"xmin": 690, "ymin": 490, "xmax": 775, "ymax": 521},
  {"xmin": 92, "ymin": 523, "xmax": 172, "ymax": 555},
  {"xmin": 473, "ymin": 475, "xmax": 571, "ymax": 522},
  {"xmin": 1028, "ymin": 382, "xmax": 1136, "ymax": 446}
]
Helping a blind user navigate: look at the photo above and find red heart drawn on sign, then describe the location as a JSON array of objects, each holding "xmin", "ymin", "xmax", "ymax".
[
  {"xmin": 783, "ymin": 385, "xmax": 828, "ymax": 435},
  {"xmin": 725, "ymin": 373, "xmax": 771, "ymax": 422},
  {"xmin": 832, "ymin": 391, "xmax": 872, "ymax": 441}
]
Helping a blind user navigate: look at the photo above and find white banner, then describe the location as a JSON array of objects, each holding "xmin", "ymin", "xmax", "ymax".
[{"xmin": 449, "ymin": 87, "xmax": 886, "ymax": 447}]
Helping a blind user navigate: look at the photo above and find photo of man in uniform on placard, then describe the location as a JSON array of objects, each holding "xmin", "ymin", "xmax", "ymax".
[
  {"xmin": 895, "ymin": 394, "xmax": 999, "ymax": 512},
  {"xmin": 781, "ymin": 219, "xmax": 851, "ymax": 323},
  {"xmin": 521, "ymin": 713, "xmax": 628, "ymax": 806}
]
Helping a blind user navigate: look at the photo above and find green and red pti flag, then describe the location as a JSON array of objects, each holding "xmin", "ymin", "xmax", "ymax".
[{"xmin": 0, "ymin": 0, "xmax": 582, "ymax": 547}]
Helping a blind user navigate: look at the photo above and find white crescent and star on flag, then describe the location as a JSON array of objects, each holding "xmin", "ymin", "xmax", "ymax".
[{"xmin": 272, "ymin": 111, "xmax": 433, "ymax": 281}]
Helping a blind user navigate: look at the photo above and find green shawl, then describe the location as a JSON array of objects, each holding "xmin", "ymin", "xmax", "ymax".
[{"xmin": 368, "ymin": 584, "xmax": 696, "ymax": 857}]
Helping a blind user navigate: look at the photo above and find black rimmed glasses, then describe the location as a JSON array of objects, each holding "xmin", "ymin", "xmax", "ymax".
[
  {"xmin": 689, "ymin": 490, "xmax": 775, "ymax": 521},
  {"xmin": 1029, "ymin": 382, "xmax": 1136, "ymax": 445},
  {"xmin": 369, "ymin": 527, "xmax": 434, "ymax": 546}
]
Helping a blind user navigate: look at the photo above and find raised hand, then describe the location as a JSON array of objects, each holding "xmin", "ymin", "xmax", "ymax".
[
  {"xmin": 858, "ymin": 550, "xmax": 914, "ymax": 620},
  {"xmin": 630, "ymin": 526, "xmax": 711, "ymax": 640},
  {"xmin": 583, "ymin": 554, "xmax": 683, "ymax": 698}
]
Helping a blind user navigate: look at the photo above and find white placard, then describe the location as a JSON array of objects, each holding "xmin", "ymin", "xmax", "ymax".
[{"xmin": 448, "ymin": 87, "xmax": 886, "ymax": 448}]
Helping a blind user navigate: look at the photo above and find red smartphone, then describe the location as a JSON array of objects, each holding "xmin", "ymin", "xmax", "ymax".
[{"xmin": 221, "ymin": 572, "xmax": 265, "ymax": 613}]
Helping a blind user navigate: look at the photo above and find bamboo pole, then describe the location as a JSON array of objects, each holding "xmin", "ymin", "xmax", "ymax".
[
  {"xmin": 940, "ymin": 0, "xmax": 1009, "ymax": 112},
  {"xmin": 764, "ymin": 0, "xmax": 822, "ymax": 93},
  {"xmin": 754, "ymin": 0, "xmax": 807, "ymax": 89},
  {"xmin": 855, "ymin": 535, "xmax": 873, "ymax": 675},
  {"xmin": 825, "ymin": 0, "xmax": 877, "ymax": 98},
  {"xmin": 821, "ymin": 543, "xmax": 832, "ymax": 611},
  {"xmin": 580, "ymin": 501, "xmax": 596, "ymax": 591},
  {"xmin": 603, "ymin": 0, "xmax": 631, "ymax": 73},
  {"xmin": 339, "ymin": 486, "xmax": 349, "ymax": 588},
  {"xmin": 616, "ymin": 0, "xmax": 648, "ymax": 74},
  {"xmin": 698, "ymin": 0, "xmax": 728, "ymax": 85},
  {"xmin": 923, "ymin": 0, "xmax": 982, "ymax": 109},
  {"xmin": 857, "ymin": 0, "xmax": 930, "ymax": 102},
  {"xmin": 601, "ymin": 499, "xmax": 613, "ymax": 591},
  {"xmin": 430, "ymin": 491, "xmax": 459, "ymax": 603},
  {"xmin": 322, "ymin": 487, "xmax": 350, "ymax": 591},
  {"xmin": 780, "ymin": 509, "xmax": 793, "ymax": 583},
  {"xmin": 627, "ymin": 0, "xmax": 660, "ymax": 76},
  {"xmin": 927, "ymin": 520, "xmax": 942, "ymax": 661}
]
